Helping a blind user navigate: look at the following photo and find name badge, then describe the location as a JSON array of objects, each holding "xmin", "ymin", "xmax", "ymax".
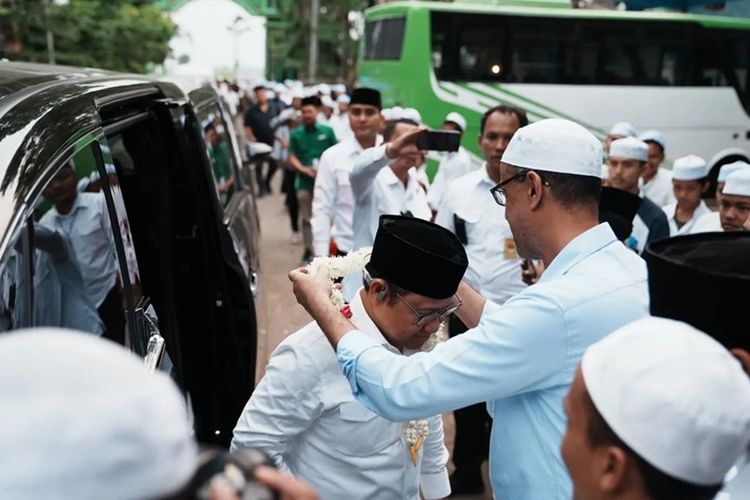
[{"xmin": 503, "ymin": 238, "xmax": 518, "ymax": 260}]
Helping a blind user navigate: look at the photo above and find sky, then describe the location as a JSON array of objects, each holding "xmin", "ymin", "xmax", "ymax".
[{"xmin": 166, "ymin": 0, "xmax": 266, "ymax": 80}]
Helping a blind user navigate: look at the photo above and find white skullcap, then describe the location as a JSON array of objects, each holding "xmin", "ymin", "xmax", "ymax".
[
  {"xmin": 321, "ymin": 95, "xmax": 335, "ymax": 109},
  {"xmin": 381, "ymin": 108, "xmax": 394, "ymax": 121},
  {"xmin": 273, "ymin": 83, "xmax": 286, "ymax": 93},
  {"xmin": 333, "ymin": 83, "xmax": 347, "ymax": 94},
  {"xmin": 291, "ymin": 88, "xmax": 304, "ymax": 99},
  {"xmin": 337, "ymin": 94, "xmax": 350, "ymax": 104},
  {"xmin": 403, "ymin": 107, "xmax": 422, "ymax": 124},
  {"xmin": 444, "ymin": 111, "xmax": 467, "ymax": 132},
  {"xmin": 723, "ymin": 168, "xmax": 750, "ymax": 197},
  {"xmin": 638, "ymin": 130, "xmax": 666, "ymax": 150},
  {"xmin": 582, "ymin": 317, "xmax": 750, "ymax": 486},
  {"xmin": 672, "ymin": 154, "xmax": 707, "ymax": 181},
  {"xmin": 609, "ymin": 121, "xmax": 637, "ymax": 138},
  {"xmin": 502, "ymin": 118, "xmax": 603, "ymax": 178},
  {"xmin": 609, "ymin": 137, "xmax": 648, "ymax": 162},
  {"xmin": 718, "ymin": 161, "xmax": 750, "ymax": 183},
  {"xmin": 317, "ymin": 83, "xmax": 331, "ymax": 95},
  {"xmin": 600, "ymin": 163, "xmax": 609, "ymax": 180},
  {"xmin": 390, "ymin": 106, "xmax": 405, "ymax": 120},
  {"xmin": 0, "ymin": 328, "xmax": 197, "ymax": 499}
]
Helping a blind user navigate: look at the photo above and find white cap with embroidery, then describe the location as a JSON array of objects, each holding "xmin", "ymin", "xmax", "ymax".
[
  {"xmin": 0, "ymin": 328, "xmax": 197, "ymax": 498},
  {"xmin": 609, "ymin": 121, "xmax": 637, "ymax": 138},
  {"xmin": 672, "ymin": 154, "xmax": 707, "ymax": 181},
  {"xmin": 582, "ymin": 317, "xmax": 750, "ymax": 486},
  {"xmin": 609, "ymin": 137, "xmax": 648, "ymax": 162},
  {"xmin": 502, "ymin": 118, "xmax": 603, "ymax": 178},
  {"xmin": 718, "ymin": 161, "xmax": 750, "ymax": 183},
  {"xmin": 723, "ymin": 168, "xmax": 750, "ymax": 197},
  {"xmin": 444, "ymin": 111, "xmax": 467, "ymax": 132}
]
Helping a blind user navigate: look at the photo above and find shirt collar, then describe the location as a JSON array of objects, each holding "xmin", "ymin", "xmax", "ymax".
[
  {"xmin": 349, "ymin": 134, "xmax": 383, "ymax": 154},
  {"xmin": 479, "ymin": 162, "xmax": 495, "ymax": 187},
  {"xmin": 538, "ymin": 223, "xmax": 619, "ymax": 283},
  {"xmin": 349, "ymin": 288, "xmax": 399, "ymax": 353}
]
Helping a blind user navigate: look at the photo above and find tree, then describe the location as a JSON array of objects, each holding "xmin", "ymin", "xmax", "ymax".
[
  {"xmin": 0, "ymin": 0, "xmax": 176, "ymax": 74},
  {"xmin": 267, "ymin": 0, "xmax": 369, "ymax": 84}
]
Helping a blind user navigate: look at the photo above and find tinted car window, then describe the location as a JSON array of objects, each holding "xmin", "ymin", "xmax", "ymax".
[{"xmin": 0, "ymin": 144, "xmax": 125, "ymax": 342}]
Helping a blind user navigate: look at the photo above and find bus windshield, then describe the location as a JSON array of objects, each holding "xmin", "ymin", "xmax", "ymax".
[{"xmin": 430, "ymin": 12, "xmax": 749, "ymax": 109}]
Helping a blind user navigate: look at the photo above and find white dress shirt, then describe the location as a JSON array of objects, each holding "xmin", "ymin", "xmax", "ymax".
[
  {"xmin": 427, "ymin": 147, "xmax": 474, "ymax": 211},
  {"xmin": 39, "ymin": 192, "xmax": 117, "ymax": 307},
  {"xmin": 329, "ymin": 113, "xmax": 353, "ymax": 142},
  {"xmin": 690, "ymin": 210, "xmax": 722, "ymax": 233},
  {"xmin": 640, "ymin": 167, "xmax": 675, "ymax": 207},
  {"xmin": 231, "ymin": 290, "xmax": 450, "ymax": 500},
  {"xmin": 435, "ymin": 166, "xmax": 526, "ymax": 304},
  {"xmin": 662, "ymin": 200, "xmax": 711, "ymax": 236},
  {"xmin": 311, "ymin": 135, "xmax": 382, "ymax": 256},
  {"xmin": 350, "ymin": 145, "xmax": 432, "ymax": 251}
]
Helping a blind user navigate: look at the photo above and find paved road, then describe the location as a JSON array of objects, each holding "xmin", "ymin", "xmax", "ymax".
[{"xmin": 253, "ymin": 188, "xmax": 491, "ymax": 499}]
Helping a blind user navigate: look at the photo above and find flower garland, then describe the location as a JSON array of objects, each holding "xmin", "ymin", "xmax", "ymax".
[{"xmin": 306, "ymin": 247, "xmax": 449, "ymax": 466}]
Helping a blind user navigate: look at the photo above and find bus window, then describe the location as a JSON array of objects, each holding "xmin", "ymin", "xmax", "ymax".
[{"xmin": 363, "ymin": 17, "xmax": 406, "ymax": 60}]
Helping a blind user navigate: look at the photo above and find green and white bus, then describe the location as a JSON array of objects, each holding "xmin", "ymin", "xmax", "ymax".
[{"xmin": 357, "ymin": 0, "xmax": 750, "ymax": 181}]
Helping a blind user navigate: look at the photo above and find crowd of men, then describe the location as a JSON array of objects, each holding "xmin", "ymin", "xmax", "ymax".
[{"xmin": 4, "ymin": 78, "xmax": 750, "ymax": 500}]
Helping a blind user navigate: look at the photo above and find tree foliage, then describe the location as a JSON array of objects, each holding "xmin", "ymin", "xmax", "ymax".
[
  {"xmin": 0, "ymin": 0, "xmax": 177, "ymax": 74},
  {"xmin": 267, "ymin": 0, "xmax": 369, "ymax": 84}
]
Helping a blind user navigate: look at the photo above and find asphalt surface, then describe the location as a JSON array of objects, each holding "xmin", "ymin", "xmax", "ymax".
[{"xmin": 253, "ymin": 186, "xmax": 492, "ymax": 499}]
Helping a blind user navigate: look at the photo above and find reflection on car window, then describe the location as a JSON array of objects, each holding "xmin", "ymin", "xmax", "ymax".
[
  {"xmin": 0, "ymin": 145, "xmax": 126, "ymax": 342},
  {"xmin": 199, "ymin": 106, "xmax": 236, "ymax": 206}
]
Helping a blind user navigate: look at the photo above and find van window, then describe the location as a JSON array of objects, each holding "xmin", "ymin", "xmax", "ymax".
[{"xmin": 363, "ymin": 17, "xmax": 406, "ymax": 60}]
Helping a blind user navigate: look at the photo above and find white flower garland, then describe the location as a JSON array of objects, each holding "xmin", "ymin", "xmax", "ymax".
[{"xmin": 307, "ymin": 247, "xmax": 450, "ymax": 466}]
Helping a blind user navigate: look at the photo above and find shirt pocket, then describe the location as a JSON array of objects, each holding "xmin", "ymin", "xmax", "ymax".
[{"xmin": 334, "ymin": 401, "xmax": 401, "ymax": 457}]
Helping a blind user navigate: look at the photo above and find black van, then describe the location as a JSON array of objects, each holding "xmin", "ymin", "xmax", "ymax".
[{"xmin": 0, "ymin": 62, "xmax": 260, "ymax": 447}]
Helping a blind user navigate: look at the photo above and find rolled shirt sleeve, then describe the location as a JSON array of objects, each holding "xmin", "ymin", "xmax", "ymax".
[
  {"xmin": 336, "ymin": 293, "xmax": 567, "ymax": 421},
  {"xmin": 349, "ymin": 144, "xmax": 391, "ymax": 201}
]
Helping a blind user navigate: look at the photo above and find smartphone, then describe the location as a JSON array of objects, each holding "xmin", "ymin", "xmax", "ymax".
[{"xmin": 415, "ymin": 130, "xmax": 461, "ymax": 152}]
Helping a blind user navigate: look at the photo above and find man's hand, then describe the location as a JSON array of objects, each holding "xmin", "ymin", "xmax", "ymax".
[
  {"xmin": 731, "ymin": 348, "xmax": 750, "ymax": 377},
  {"xmin": 304, "ymin": 167, "xmax": 317, "ymax": 179},
  {"xmin": 289, "ymin": 265, "xmax": 333, "ymax": 314},
  {"xmin": 385, "ymin": 126, "xmax": 426, "ymax": 159},
  {"xmin": 255, "ymin": 466, "xmax": 319, "ymax": 500}
]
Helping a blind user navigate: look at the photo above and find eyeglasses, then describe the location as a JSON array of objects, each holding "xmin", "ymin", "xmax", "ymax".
[
  {"xmin": 489, "ymin": 170, "xmax": 551, "ymax": 206},
  {"xmin": 395, "ymin": 293, "xmax": 463, "ymax": 327}
]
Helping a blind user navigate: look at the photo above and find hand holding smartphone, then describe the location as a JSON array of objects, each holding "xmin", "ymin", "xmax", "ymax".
[{"xmin": 415, "ymin": 130, "xmax": 461, "ymax": 152}]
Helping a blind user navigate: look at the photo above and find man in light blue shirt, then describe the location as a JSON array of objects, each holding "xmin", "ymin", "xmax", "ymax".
[{"xmin": 289, "ymin": 119, "xmax": 649, "ymax": 499}]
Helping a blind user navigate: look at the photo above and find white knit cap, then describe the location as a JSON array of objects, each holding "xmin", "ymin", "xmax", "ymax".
[
  {"xmin": 723, "ymin": 168, "xmax": 750, "ymax": 197},
  {"xmin": 381, "ymin": 108, "xmax": 394, "ymax": 121},
  {"xmin": 582, "ymin": 317, "xmax": 750, "ymax": 486},
  {"xmin": 403, "ymin": 107, "xmax": 422, "ymax": 124},
  {"xmin": 609, "ymin": 121, "xmax": 637, "ymax": 138},
  {"xmin": 609, "ymin": 137, "xmax": 648, "ymax": 162},
  {"xmin": 337, "ymin": 94, "xmax": 350, "ymax": 104},
  {"xmin": 444, "ymin": 111, "xmax": 467, "ymax": 132},
  {"xmin": 0, "ymin": 328, "xmax": 197, "ymax": 499},
  {"xmin": 718, "ymin": 161, "xmax": 750, "ymax": 183},
  {"xmin": 638, "ymin": 130, "xmax": 666, "ymax": 150},
  {"xmin": 501, "ymin": 118, "xmax": 603, "ymax": 178},
  {"xmin": 672, "ymin": 154, "xmax": 707, "ymax": 181},
  {"xmin": 390, "ymin": 106, "xmax": 405, "ymax": 121}
]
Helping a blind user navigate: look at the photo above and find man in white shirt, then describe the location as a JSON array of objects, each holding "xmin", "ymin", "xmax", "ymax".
[
  {"xmin": 311, "ymin": 88, "xmax": 383, "ymax": 257},
  {"xmin": 638, "ymin": 130, "xmax": 675, "ymax": 207},
  {"xmin": 427, "ymin": 112, "xmax": 475, "ymax": 215},
  {"xmin": 434, "ymin": 104, "xmax": 529, "ymax": 495},
  {"xmin": 349, "ymin": 120, "xmax": 432, "ymax": 252},
  {"xmin": 232, "ymin": 215, "xmax": 467, "ymax": 500},
  {"xmin": 40, "ymin": 163, "xmax": 122, "ymax": 343},
  {"xmin": 691, "ymin": 160, "xmax": 750, "ymax": 233},
  {"xmin": 329, "ymin": 93, "xmax": 353, "ymax": 141},
  {"xmin": 662, "ymin": 154, "xmax": 710, "ymax": 236}
]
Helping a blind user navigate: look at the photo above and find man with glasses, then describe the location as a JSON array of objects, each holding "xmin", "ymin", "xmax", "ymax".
[
  {"xmin": 233, "ymin": 215, "xmax": 468, "ymax": 500},
  {"xmin": 289, "ymin": 118, "xmax": 649, "ymax": 500},
  {"xmin": 434, "ymin": 105, "xmax": 528, "ymax": 496}
]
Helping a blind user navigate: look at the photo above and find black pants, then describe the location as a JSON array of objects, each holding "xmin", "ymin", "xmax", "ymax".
[
  {"xmin": 449, "ymin": 315, "xmax": 491, "ymax": 483},
  {"xmin": 281, "ymin": 167, "xmax": 299, "ymax": 232},
  {"xmin": 98, "ymin": 284, "xmax": 125, "ymax": 345}
]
